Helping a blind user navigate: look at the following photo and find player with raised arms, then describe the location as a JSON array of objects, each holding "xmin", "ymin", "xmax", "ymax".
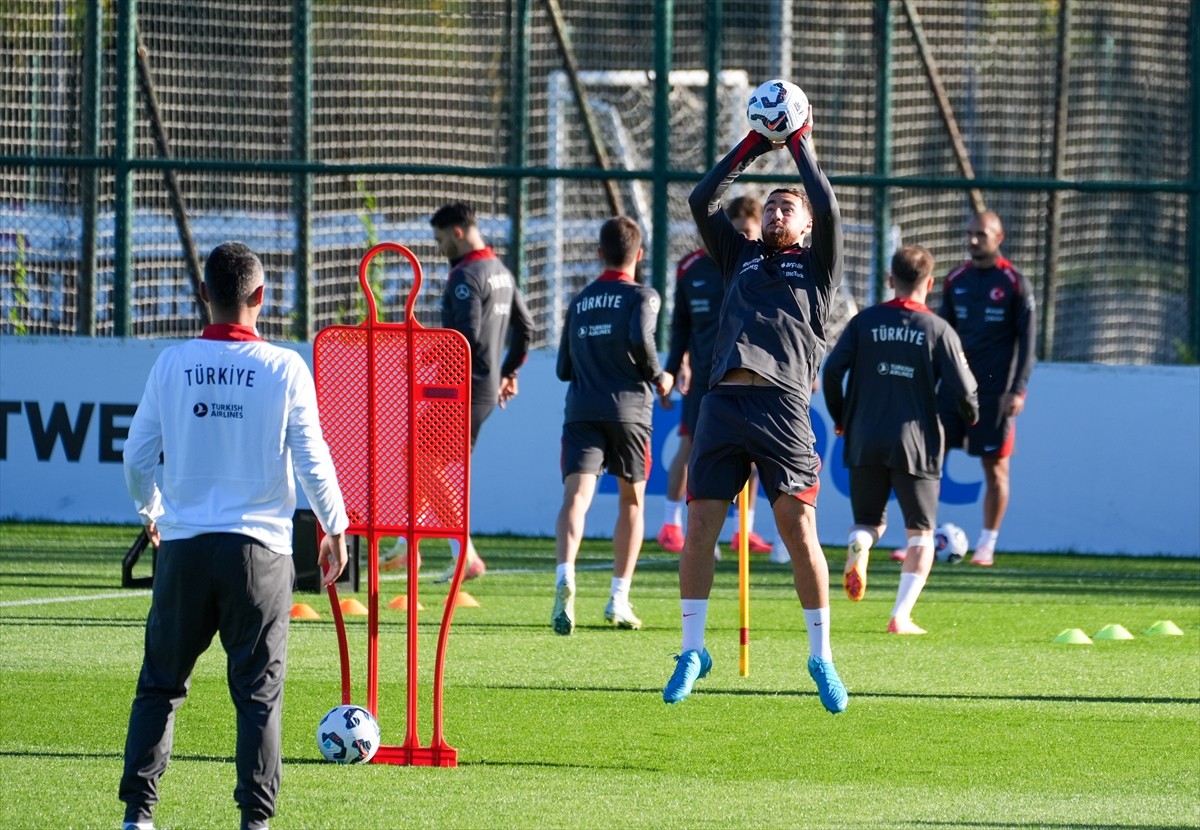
[{"xmin": 662, "ymin": 81, "xmax": 847, "ymax": 713}]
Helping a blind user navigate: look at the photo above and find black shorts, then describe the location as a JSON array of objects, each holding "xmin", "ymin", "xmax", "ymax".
[
  {"xmin": 560, "ymin": 421, "xmax": 653, "ymax": 483},
  {"xmin": 687, "ymin": 386, "xmax": 820, "ymax": 506},
  {"xmin": 678, "ymin": 383, "xmax": 708, "ymax": 438},
  {"xmin": 470, "ymin": 401, "xmax": 495, "ymax": 450},
  {"xmin": 941, "ymin": 395, "xmax": 1014, "ymax": 458},
  {"xmin": 849, "ymin": 466, "xmax": 938, "ymax": 530}
]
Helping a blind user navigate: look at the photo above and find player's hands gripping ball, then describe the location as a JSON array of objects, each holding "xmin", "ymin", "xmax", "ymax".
[{"xmin": 746, "ymin": 79, "xmax": 810, "ymax": 143}]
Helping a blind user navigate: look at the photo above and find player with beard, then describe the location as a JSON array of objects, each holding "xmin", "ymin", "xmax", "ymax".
[
  {"xmin": 935, "ymin": 211, "xmax": 1035, "ymax": 567},
  {"xmin": 657, "ymin": 196, "xmax": 772, "ymax": 559},
  {"xmin": 661, "ymin": 105, "xmax": 848, "ymax": 714}
]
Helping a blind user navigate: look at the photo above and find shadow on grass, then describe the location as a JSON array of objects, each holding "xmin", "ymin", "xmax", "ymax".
[
  {"xmin": 915, "ymin": 823, "xmax": 1191, "ymax": 830},
  {"xmin": 480, "ymin": 683, "xmax": 1200, "ymax": 706}
]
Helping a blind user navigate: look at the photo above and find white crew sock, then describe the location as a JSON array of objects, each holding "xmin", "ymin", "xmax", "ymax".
[
  {"xmin": 977, "ymin": 528, "xmax": 999, "ymax": 550},
  {"xmin": 803, "ymin": 607, "xmax": 833, "ymax": 661},
  {"xmin": 745, "ymin": 506, "xmax": 756, "ymax": 533},
  {"xmin": 680, "ymin": 599, "xmax": 708, "ymax": 652},
  {"xmin": 663, "ymin": 499, "xmax": 683, "ymax": 527},
  {"xmin": 610, "ymin": 576, "xmax": 631, "ymax": 604},
  {"xmin": 556, "ymin": 562, "xmax": 575, "ymax": 586},
  {"xmin": 891, "ymin": 572, "xmax": 928, "ymax": 622},
  {"xmin": 848, "ymin": 528, "xmax": 875, "ymax": 552}
]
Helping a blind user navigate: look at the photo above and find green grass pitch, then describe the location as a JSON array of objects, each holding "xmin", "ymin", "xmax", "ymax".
[{"xmin": 1, "ymin": 523, "xmax": 1197, "ymax": 829}]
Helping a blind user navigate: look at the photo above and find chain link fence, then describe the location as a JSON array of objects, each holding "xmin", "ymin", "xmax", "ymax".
[{"xmin": 1, "ymin": 0, "xmax": 1195, "ymax": 364}]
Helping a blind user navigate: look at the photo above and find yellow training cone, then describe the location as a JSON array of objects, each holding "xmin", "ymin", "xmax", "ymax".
[
  {"xmin": 339, "ymin": 598, "xmax": 369, "ymax": 616},
  {"xmin": 446, "ymin": 591, "xmax": 480, "ymax": 607},
  {"xmin": 1052, "ymin": 628, "xmax": 1092, "ymax": 644},
  {"xmin": 387, "ymin": 595, "xmax": 426, "ymax": 611},
  {"xmin": 1093, "ymin": 624, "xmax": 1134, "ymax": 641},
  {"xmin": 290, "ymin": 603, "xmax": 321, "ymax": 621},
  {"xmin": 1144, "ymin": 620, "xmax": 1184, "ymax": 636}
]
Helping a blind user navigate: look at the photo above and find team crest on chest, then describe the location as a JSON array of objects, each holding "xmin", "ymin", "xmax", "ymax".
[{"xmin": 989, "ymin": 286, "xmax": 1005, "ymax": 302}]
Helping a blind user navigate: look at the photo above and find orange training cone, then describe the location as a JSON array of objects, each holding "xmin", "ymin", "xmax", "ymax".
[
  {"xmin": 388, "ymin": 595, "xmax": 426, "ymax": 611},
  {"xmin": 446, "ymin": 592, "xmax": 480, "ymax": 607},
  {"xmin": 339, "ymin": 598, "xmax": 369, "ymax": 616},
  {"xmin": 290, "ymin": 603, "xmax": 321, "ymax": 620}
]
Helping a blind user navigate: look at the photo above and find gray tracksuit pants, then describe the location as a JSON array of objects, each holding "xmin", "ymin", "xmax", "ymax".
[{"xmin": 119, "ymin": 534, "xmax": 293, "ymax": 828}]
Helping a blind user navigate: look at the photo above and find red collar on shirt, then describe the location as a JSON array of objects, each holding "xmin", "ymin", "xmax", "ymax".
[
  {"xmin": 201, "ymin": 324, "xmax": 264, "ymax": 342},
  {"xmin": 882, "ymin": 297, "xmax": 931, "ymax": 313},
  {"xmin": 597, "ymin": 269, "xmax": 635, "ymax": 283},
  {"xmin": 450, "ymin": 246, "xmax": 497, "ymax": 268}
]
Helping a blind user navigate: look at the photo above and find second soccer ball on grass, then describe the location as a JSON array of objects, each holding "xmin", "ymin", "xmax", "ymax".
[{"xmin": 935, "ymin": 523, "xmax": 969, "ymax": 564}]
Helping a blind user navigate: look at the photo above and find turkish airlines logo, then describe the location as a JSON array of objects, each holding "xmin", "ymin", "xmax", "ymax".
[{"xmin": 193, "ymin": 403, "xmax": 209, "ymax": 417}]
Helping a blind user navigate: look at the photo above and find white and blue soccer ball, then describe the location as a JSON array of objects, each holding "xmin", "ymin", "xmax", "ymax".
[
  {"xmin": 746, "ymin": 79, "xmax": 809, "ymax": 142},
  {"xmin": 934, "ymin": 523, "xmax": 969, "ymax": 564},
  {"xmin": 317, "ymin": 704, "xmax": 380, "ymax": 764}
]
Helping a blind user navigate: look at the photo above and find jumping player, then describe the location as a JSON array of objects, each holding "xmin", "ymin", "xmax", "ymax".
[
  {"xmin": 936, "ymin": 211, "xmax": 1035, "ymax": 566},
  {"xmin": 661, "ymin": 103, "xmax": 848, "ymax": 713},
  {"xmin": 657, "ymin": 196, "xmax": 772, "ymax": 559},
  {"xmin": 822, "ymin": 245, "xmax": 979, "ymax": 633},
  {"xmin": 552, "ymin": 216, "xmax": 672, "ymax": 635},
  {"xmin": 417, "ymin": 202, "xmax": 534, "ymax": 581}
]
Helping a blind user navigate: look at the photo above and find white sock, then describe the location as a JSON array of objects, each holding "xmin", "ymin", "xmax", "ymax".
[
  {"xmin": 664, "ymin": 499, "xmax": 683, "ymax": 527},
  {"xmin": 848, "ymin": 528, "xmax": 874, "ymax": 552},
  {"xmin": 803, "ymin": 607, "xmax": 833, "ymax": 661},
  {"xmin": 680, "ymin": 599, "xmax": 708, "ymax": 652},
  {"xmin": 746, "ymin": 506, "xmax": 756, "ymax": 533},
  {"xmin": 977, "ymin": 528, "xmax": 999, "ymax": 550},
  {"xmin": 610, "ymin": 576, "xmax": 631, "ymax": 604},
  {"xmin": 891, "ymin": 571, "xmax": 927, "ymax": 621},
  {"xmin": 556, "ymin": 562, "xmax": 575, "ymax": 586}
]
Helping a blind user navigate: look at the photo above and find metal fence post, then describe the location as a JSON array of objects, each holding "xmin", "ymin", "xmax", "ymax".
[
  {"xmin": 78, "ymin": 0, "xmax": 103, "ymax": 336},
  {"xmin": 873, "ymin": 0, "xmax": 893, "ymax": 304},
  {"xmin": 113, "ymin": 0, "xmax": 137, "ymax": 337},
  {"xmin": 508, "ymin": 0, "xmax": 531, "ymax": 288},
  {"xmin": 1191, "ymin": 0, "xmax": 1200, "ymax": 359},
  {"xmin": 1040, "ymin": 0, "xmax": 1071, "ymax": 362},
  {"xmin": 292, "ymin": 0, "xmax": 313, "ymax": 341},
  {"xmin": 704, "ymin": 0, "xmax": 722, "ymax": 170},
  {"xmin": 652, "ymin": 0, "xmax": 674, "ymax": 350}
]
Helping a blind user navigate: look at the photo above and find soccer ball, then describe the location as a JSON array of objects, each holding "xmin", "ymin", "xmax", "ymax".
[
  {"xmin": 746, "ymin": 79, "xmax": 810, "ymax": 142},
  {"xmin": 934, "ymin": 523, "xmax": 969, "ymax": 564},
  {"xmin": 317, "ymin": 704, "xmax": 380, "ymax": 764}
]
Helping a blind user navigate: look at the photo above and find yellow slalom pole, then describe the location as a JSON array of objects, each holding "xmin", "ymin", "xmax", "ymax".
[{"xmin": 737, "ymin": 482, "xmax": 750, "ymax": 677}]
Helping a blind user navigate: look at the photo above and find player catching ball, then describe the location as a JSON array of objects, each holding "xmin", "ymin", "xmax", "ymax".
[{"xmin": 662, "ymin": 82, "xmax": 847, "ymax": 713}]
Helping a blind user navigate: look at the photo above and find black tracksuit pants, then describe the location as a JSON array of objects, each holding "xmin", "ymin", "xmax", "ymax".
[{"xmin": 119, "ymin": 533, "xmax": 293, "ymax": 828}]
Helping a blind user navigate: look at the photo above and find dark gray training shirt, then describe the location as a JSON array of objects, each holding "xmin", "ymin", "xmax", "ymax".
[
  {"xmin": 689, "ymin": 130, "xmax": 843, "ymax": 401},
  {"xmin": 823, "ymin": 297, "xmax": 980, "ymax": 479},
  {"xmin": 441, "ymin": 246, "xmax": 534, "ymax": 406},
  {"xmin": 664, "ymin": 248, "xmax": 724, "ymax": 382},
  {"xmin": 556, "ymin": 270, "xmax": 663, "ymax": 425},
  {"xmin": 937, "ymin": 256, "xmax": 1036, "ymax": 399}
]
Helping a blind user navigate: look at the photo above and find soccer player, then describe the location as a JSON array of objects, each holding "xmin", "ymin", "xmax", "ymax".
[
  {"xmin": 658, "ymin": 196, "xmax": 772, "ymax": 559},
  {"xmin": 552, "ymin": 216, "xmax": 672, "ymax": 635},
  {"xmin": 822, "ymin": 245, "xmax": 979, "ymax": 633},
  {"xmin": 422, "ymin": 202, "xmax": 534, "ymax": 580},
  {"xmin": 936, "ymin": 211, "xmax": 1036, "ymax": 566},
  {"xmin": 120, "ymin": 242, "xmax": 349, "ymax": 830},
  {"xmin": 661, "ymin": 105, "xmax": 848, "ymax": 713}
]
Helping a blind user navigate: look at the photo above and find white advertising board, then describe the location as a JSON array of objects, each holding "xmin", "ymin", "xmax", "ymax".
[{"xmin": 2, "ymin": 337, "xmax": 1197, "ymax": 556}]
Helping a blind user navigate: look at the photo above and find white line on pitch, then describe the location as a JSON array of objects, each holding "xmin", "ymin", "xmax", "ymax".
[{"xmin": 0, "ymin": 590, "xmax": 151, "ymax": 608}]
